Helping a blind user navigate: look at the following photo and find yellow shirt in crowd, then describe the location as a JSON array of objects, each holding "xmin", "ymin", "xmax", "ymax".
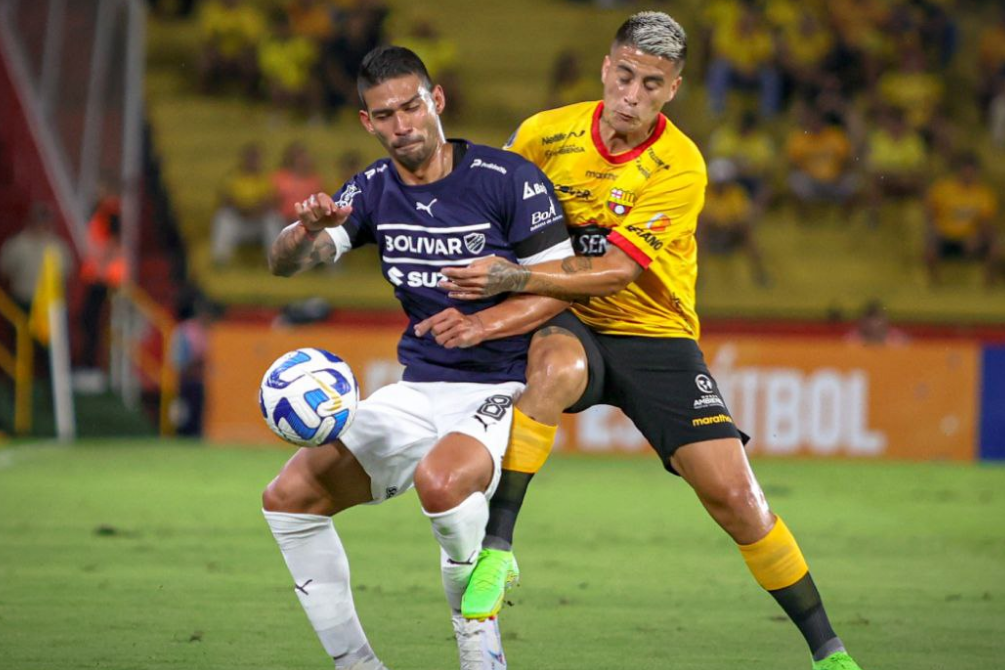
[
  {"xmin": 507, "ymin": 101, "xmax": 707, "ymax": 340},
  {"xmin": 702, "ymin": 184, "xmax": 753, "ymax": 230},
  {"xmin": 199, "ymin": 1, "xmax": 266, "ymax": 59},
  {"xmin": 926, "ymin": 178, "xmax": 998, "ymax": 241},
  {"xmin": 786, "ymin": 126, "xmax": 851, "ymax": 183}
]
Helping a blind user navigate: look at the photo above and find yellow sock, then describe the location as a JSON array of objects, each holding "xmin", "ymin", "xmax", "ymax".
[
  {"xmin": 738, "ymin": 516, "xmax": 809, "ymax": 591},
  {"xmin": 501, "ymin": 408, "xmax": 557, "ymax": 474}
]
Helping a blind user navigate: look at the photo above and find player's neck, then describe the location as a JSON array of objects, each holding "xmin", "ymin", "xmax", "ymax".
[
  {"xmin": 395, "ymin": 140, "xmax": 454, "ymax": 186},
  {"xmin": 598, "ymin": 115, "xmax": 658, "ymax": 154}
]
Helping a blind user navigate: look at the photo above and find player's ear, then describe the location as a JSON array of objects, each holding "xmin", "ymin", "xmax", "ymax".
[
  {"xmin": 601, "ymin": 54, "xmax": 611, "ymax": 83},
  {"xmin": 359, "ymin": 109, "xmax": 375, "ymax": 135},
  {"xmin": 431, "ymin": 84, "xmax": 446, "ymax": 115},
  {"xmin": 665, "ymin": 75, "xmax": 683, "ymax": 104}
]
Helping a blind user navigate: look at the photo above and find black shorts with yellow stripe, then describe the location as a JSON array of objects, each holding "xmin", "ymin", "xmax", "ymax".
[{"xmin": 542, "ymin": 311, "xmax": 749, "ymax": 474}]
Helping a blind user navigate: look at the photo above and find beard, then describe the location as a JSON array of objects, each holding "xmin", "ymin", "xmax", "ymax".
[{"xmin": 389, "ymin": 134, "xmax": 434, "ymax": 172}]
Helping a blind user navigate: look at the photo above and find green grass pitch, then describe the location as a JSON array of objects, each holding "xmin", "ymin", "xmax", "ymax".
[{"xmin": 1, "ymin": 440, "xmax": 1003, "ymax": 669}]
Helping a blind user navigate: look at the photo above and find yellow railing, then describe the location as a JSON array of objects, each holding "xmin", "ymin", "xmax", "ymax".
[
  {"xmin": 118, "ymin": 284, "xmax": 178, "ymax": 437},
  {"xmin": 0, "ymin": 288, "xmax": 33, "ymax": 435}
]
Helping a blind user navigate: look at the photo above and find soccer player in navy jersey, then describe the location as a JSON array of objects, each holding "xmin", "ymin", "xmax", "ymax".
[{"xmin": 261, "ymin": 46, "xmax": 573, "ymax": 670}]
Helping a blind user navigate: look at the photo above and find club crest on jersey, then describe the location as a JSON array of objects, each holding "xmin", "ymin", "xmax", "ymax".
[
  {"xmin": 463, "ymin": 232, "xmax": 486, "ymax": 254},
  {"xmin": 606, "ymin": 188, "xmax": 636, "ymax": 216},
  {"xmin": 335, "ymin": 183, "xmax": 361, "ymax": 208}
]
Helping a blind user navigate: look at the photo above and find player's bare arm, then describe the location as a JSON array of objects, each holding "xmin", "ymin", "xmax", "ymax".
[
  {"xmin": 414, "ymin": 295, "xmax": 569, "ymax": 349},
  {"xmin": 440, "ymin": 246, "xmax": 642, "ymax": 300},
  {"xmin": 268, "ymin": 192, "xmax": 351, "ymax": 277}
]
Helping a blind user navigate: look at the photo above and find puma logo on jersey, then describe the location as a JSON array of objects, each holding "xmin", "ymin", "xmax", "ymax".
[{"xmin": 416, "ymin": 199, "xmax": 438, "ymax": 217}]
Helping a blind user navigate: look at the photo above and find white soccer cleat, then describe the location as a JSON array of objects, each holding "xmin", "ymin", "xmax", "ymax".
[{"xmin": 452, "ymin": 613, "xmax": 507, "ymax": 670}]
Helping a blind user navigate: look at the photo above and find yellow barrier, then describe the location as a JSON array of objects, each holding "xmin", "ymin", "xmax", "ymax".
[
  {"xmin": 0, "ymin": 288, "xmax": 33, "ymax": 435},
  {"xmin": 119, "ymin": 284, "xmax": 178, "ymax": 437}
]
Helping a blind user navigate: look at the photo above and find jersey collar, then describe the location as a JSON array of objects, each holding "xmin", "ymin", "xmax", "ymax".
[{"xmin": 590, "ymin": 102, "xmax": 667, "ymax": 165}]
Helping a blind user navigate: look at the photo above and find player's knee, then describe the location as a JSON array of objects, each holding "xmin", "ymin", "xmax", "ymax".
[
  {"xmin": 703, "ymin": 482, "xmax": 771, "ymax": 535},
  {"xmin": 261, "ymin": 472, "xmax": 321, "ymax": 514},
  {"xmin": 526, "ymin": 332, "xmax": 587, "ymax": 404},
  {"xmin": 413, "ymin": 460, "xmax": 465, "ymax": 513}
]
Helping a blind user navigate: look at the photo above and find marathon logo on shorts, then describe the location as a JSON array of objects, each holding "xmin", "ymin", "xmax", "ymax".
[
  {"xmin": 692, "ymin": 414, "xmax": 733, "ymax": 427},
  {"xmin": 606, "ymin": 188, "xmax": 636, "ymax": 216}
]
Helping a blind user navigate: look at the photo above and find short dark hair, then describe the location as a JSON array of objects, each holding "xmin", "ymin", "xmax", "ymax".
[{"xmin": 357, "ymin": 45, "xmax": 433, "ymax": 108}]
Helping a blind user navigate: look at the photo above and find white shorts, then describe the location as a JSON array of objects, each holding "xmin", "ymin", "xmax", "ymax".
[{"xmin": 340, "ymin": 380, "xmax": 524, "ymax": 504}]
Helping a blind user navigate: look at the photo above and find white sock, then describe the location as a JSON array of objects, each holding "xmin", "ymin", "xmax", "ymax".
[
  {"xmin": 423, "ymin": 491, "xmax": 489, "ymax": 565},
  {"xmin": 263, "ymin": 510, "xmax": 384, "ymax": 669},
  {"xmin": 440, "ymin": 547, "xmax": 475, "ymax": 612}
]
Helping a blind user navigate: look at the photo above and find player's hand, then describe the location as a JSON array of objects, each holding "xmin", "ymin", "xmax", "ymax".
[
  {"xmin": 439, "ymin": 256, "xmax": 530, "ymax": 299},
  {"xmin": 294, "ymin": 193, "xmax": 352, "ymax": 233},
  {"xmin": 413, "ymin": 308, "xmax": 487, "ymax": 349}
]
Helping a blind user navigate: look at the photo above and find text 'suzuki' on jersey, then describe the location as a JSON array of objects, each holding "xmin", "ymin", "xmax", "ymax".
[{"xmin": 323, "ymin": 141, "xmax": 572, "ymax": 384}]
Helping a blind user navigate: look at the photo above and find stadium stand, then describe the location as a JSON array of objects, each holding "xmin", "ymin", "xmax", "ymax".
[{"xmin": 142, "ymin": 0, "xmax": 1004, "ymax": 325}]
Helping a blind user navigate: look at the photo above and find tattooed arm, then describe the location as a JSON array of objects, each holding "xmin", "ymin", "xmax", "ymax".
[
  {"xmin": 269, "ymin": 192, "xmax": 352, "ymax": 277},
  {"xmin": 440, "ymin": 245, "xmax": 642, "ymax": 300}
]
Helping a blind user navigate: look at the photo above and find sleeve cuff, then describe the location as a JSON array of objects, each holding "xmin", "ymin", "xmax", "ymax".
[{"xmin": 608, "ymin": 230, "xmax": 653, "ymax": 269}]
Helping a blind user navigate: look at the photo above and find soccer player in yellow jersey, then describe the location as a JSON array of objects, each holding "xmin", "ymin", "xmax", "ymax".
[{"xmin": 426, "ymin": 12, "xmax": 864, "ymax": 670}]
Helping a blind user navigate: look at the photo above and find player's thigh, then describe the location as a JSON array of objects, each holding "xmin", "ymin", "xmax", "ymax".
[
  {"xmin": 431, "ymin": 381, "xmax": 524, "ymax": 498},
  {"xmin": 263, "ymin": 441, "xmax": 374, "ymax": 516},
  {"xmin": 339, "ymin": 381, "xmax": 439, "ymax": 504},
  {"xmin": 534, "ymin": 311, "xmax": 606, "ymax": 413},
  {"xmin": 599, "ymin": 335, "xmax": 749, "ymax": 473}
]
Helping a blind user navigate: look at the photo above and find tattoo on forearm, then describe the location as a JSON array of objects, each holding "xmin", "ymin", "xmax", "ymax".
[
  {"xmin": 269, "ymin": 226, "xmax": 334, "ymax": 276},
  {"xmin": 485, "ymin": 261, "xmax": 531, "ymax": 294},
  {"xmin": 561, "ymin": 256, "xmax": 593, "ymax": 274}
]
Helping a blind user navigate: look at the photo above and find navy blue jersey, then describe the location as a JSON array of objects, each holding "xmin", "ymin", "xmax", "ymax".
[{"xmin": 327, "ymin": 141, "xmax": 571, "ymax": 384}]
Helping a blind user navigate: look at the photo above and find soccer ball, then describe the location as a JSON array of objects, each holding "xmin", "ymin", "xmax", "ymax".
[{"xmin": 259, "ymin": 348, "xmax": 359, "ymax": 447}]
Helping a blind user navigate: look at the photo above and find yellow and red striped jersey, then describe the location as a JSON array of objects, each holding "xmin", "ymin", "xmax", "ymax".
[{"xmin": 506, "ymin": 100, "xmax": 707, "ymax": 339}]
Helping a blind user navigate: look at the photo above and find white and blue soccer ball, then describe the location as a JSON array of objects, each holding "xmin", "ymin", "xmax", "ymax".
[{"xmin": 259, "ymin": 348, "xmax": 359, "ymax": 447}]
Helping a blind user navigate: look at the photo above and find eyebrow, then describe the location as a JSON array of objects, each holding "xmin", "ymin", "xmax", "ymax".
[
  {"xmin": 616, "ymin": 63, "xmax": 665, "ymax": 85},
  {"xmin": 369, "ymin": 93, "xmax": 423, "ymax": 116}
]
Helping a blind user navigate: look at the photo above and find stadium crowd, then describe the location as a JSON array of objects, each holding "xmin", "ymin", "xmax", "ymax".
[{"xmin": 178, "ymin": 0, "xmax": 1004, "ymax": 289}]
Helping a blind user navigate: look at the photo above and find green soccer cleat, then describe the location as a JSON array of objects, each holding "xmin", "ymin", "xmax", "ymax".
[
  {"xmin": 812, "ymin": 651, "xmax": 864, "ymax": 670},
  {"xmin": 461, "ymin": 549, "xmax": 520, "ymax": 620}
]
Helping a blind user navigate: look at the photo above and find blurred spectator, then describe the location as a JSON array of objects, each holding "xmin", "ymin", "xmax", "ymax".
[
  {"xmin": 273, "ymin": 142, "xmax": 325, "ymax": 224},
  {"xmin": 398, "ymin": 18, "xmax": 463, "ymax": 116},
  {"xmin": 320, "ymin": 2, "xmax": 388, "ymax": 113},
  {"xmin": 288, "ymin": 0, "xmax": 336, "ymax": 43},
  {"xmin": 699, "ymin": 159, "xmax": 769, "ymax": 286},
  {"xmin": 0, "ymin": 203, "xmax": 74, "ymax": 314},
  {"xmin": 79, "ymin": 196, "xmax": 128, "ymax": 371},
  {"xmin": 545, "ymin": 49, "xmax": 597, "ymax": 110},
  {"xmin": 210, "ymin": 143, "xmax": 282, "ymax": 266},
  {"xmin": 786, "ymin": 106, "xmax": 857, "ymax": 213},
  {"xmin": 197, "ymin": 0, "xmax": 266, "ymax": 94},
  {"xmin": 258, "ymin": 11, "xmax": 322, "ymax": 116},
  {"xmin": 335, "ymin": 150, "xmax": 364, "ymax": 184},
  {"xmin": 708, "ymin": 111, "xmax": 775, "ymax": 209},
  {"xmin": 776, "ymin": 7, "xmax": 834, "ymax": 101},
  {"xmin": 876, "ymin": 47, "xmax": 944, "ymax": 140},
  {"xmin": 864, "ymin": 108, "xmax": 927, "ymax": 223},
  {"xmin": 706, "ymin": 5, "xmax": 781, "ymax": 116},
  {"xmin": 170, "ymin": 289, "xmax": 222, "ymax": 437},
  {"xmin": 924, "ymin": 153, "xmax": 1001, "ymax": 285},
  {"xmin": 827, "ymin": 0, "xmax": 891, "ymax": 86},
  {"xmin": 845, "ymin": 299, "xmax": 908, "ymax": 346}
]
